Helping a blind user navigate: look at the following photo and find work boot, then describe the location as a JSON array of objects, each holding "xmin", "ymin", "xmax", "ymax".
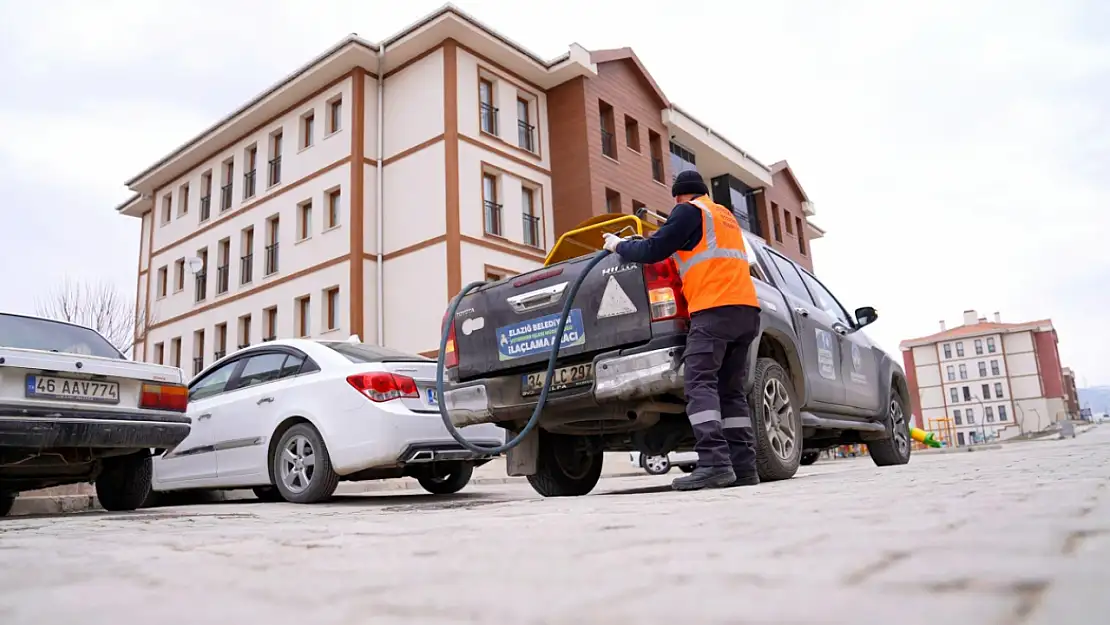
[
  {"xmin": 671, "ymin": 465, "xmax": 736, "ymax": 491},
  {"xmin": 729, "ymin": 472, "xmax": 759, "ymax": 488}
]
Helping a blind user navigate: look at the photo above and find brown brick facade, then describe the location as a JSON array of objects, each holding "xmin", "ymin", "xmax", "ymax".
[
  {"xmin": 549, "ymin": 51, "xmax": 674, "ymax": 235},
  {"xmin": 756, "ymin": 162, "xmax": 814, "ymax": 273}
]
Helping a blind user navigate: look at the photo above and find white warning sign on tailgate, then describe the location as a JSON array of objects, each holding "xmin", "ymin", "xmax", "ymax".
[{"xmin": 597, "ymin": 275, "xmax": 638, "ymax": 319}]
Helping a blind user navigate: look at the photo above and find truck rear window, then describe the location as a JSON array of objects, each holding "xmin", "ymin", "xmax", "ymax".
[
  {"xmin": 322, "ymin": 342, "xmax": 431, "ymax": 364},
  {"xmin": 0, "ymin": 314, "xmax": 124, "ymax": 359}
]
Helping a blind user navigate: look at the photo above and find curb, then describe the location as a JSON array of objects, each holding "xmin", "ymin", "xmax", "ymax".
[{"xmin": 8, "ymin": 470, "xmax": 649, "ymax": 517}]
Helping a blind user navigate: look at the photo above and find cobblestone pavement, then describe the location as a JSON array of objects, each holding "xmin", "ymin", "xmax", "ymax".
[{"xmin": 1, "ymin": 429, "xmax": 1107, "ymax": 625}]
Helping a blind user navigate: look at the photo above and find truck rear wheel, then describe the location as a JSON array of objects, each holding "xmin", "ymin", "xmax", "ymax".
[
  {"xmin": 527, "ymin": 433, "xmax": 603, "ymax": 497},
  {"xmin": 749, "ymin": 358, "xmax": 803, "ymax": 482}
]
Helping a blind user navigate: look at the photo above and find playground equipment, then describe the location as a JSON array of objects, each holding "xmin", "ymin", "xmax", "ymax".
[{"xmin": 909, "ymin": 426, "xmax": 943, "ymax": 448}]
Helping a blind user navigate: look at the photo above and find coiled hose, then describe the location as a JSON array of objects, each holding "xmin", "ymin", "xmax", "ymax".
[{"xmin": 435, "ymin": 249, "xmax": 612, "ymax": 454}]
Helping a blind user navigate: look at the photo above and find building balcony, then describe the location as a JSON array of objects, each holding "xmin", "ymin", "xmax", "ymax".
[
  {"xmin": 243, "ymin": 170, "xmax": 257, "ymax": 199},
  {"xmin": 213, "ymin": 350, "xmax": 226, "ymax": 361},
  {"xmin": 216, "ymin": 264, "xmax": 229, "ymax": 294},
  {"xmin": 220, "ymin": 184, "xmax": 233, "ymax": 211},
  {"xmin": 600, "ymin": 129, "xmax": 616, "ymax": 159},
  {"xmin": 522, "ymin": 213, "xmax": 540, "ymax": 247},
  {"xmin": 192, "ymin": 357, "xmax": 204, "ymax": 376},
  {"xmin": 483, "ymin": 201, "xmax": 502, "ymax": 236},
  {"xmin": 199, "ymin": 195, "xmax": 211, "ymax": 221},
  {"xmin": 651, "ymin": 157, "xmax": 664, "ymax": 183},
  {"xmin": 194, "ymin": 272, "xmax": 207, "ymax": 303},
  {"xmin": 264, "ymin": 243, "xmax": 279, "ymax": 275},
  {"xmin": 517, "ymin": 120, "xmax": 535, "ymax": 152},
  {"xmin": 480, "ymin": 103, "xmax": 499, "ymax": 135},
  {"xmin": 268, "ymin": 156, "xmax": 282, "ymax": 186},
  {"xmin": 240, "ymin": 253, "xmax": 253, "ymax": 284},
  {"xmin": 663, "ymin": 106, "xmax": 772, "ymax": 189}
]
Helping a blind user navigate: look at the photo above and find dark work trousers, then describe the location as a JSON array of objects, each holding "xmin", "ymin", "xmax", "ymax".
[{"xmin": 683, "ymin": 304, "xmax": 762, "ymax": 472}]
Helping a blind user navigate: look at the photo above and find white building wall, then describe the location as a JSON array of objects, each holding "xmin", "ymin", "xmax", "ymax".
[
  {"xmin": 912, "ymin": 345, "xmax": 937, "ymax": 366},
  {"xmin": 363, "ymin": 74, "xmax": 381, "ymax": 162},
  {"xmin": 383, "ymin": 49, "xmax": 445, "ymax": 158},
  {"xmin": 458, "ymin": 141, "xmax": 554, "ymax": 250},
  {"xmin": 383, "ymin": 245, "xmax": 448, "ymax": 354},
  {"xmin": 457, "ymin": 49, "xmax": 551, "ymax": 169},
  {"xmin": 382, "ymin": 145, "xmax": 446, "ymax": 254}
]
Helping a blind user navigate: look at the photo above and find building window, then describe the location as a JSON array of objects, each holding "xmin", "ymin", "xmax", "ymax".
[
  {"xmin": 985, "ymin": 406, "xmax": 995, "ymax": 422},
  {"xmin": 221, "ymin": 159, "xmax": 234, "ymax": 211},
  {"xmin": 950, "ymin": 387, "xmax": 959, "ymax": 403},
  {"xmin": 194, "ymin": 248, "xmax": 208, "ymax": 304},
  {"xmin": 669, "ymin": 141, "xmax": 696, "ymax": 175},
  {"xmin": 324, "ymin": 287, "xmax": 339, "ymax": 331},
  {"xmin": 998, "ymin": 405, "xmax": 1008, "ymax": 421},
  {"xmin": 648, "ymin": 131, "xmax": 665, "ymax": 182},
  {"xmin": 268, "ymin": 129, "xmax": 283, "ymax": 186},
  {"xmin": 990, "ymin": 360, "xmax": 1000, "ymax": 376},
  {"xmin": 216, "ymin": 238, "xmax": 230, "ymax": 295},
  {"xmin": 296, "ymin": 296, "xmax": 310, "ymax": 338},
  {"xmin": 982, "ymin": 383, "xmax": 991, "ymax": 399},
  {"xmin": 599, "ymin": 100, "xmax": 616, "ymax": 159},
  {"xmin": 193, "ymin": 329, "xmax": 205, "ymax": 376},
  {"xmin": 784, "ymin": 210, "xmax": 794, "ymax": 235},
  {"xmin": 946, "ymin": 365, "xmax": 955, "ymax": 381},
  {"xmin": 263, "ymin": 307, "xmax": 278, "ymax": 341},
  {"xmin": 516, "ymin": 97, "xmax": 535, "ymax": 152},
  {"xmin": 631, "ymin": 200, "xmax": 646, "ymax": 216},
  {"xmin": 624, "ymin": 115, "xmax": 640, "ymax": 152},
  {"xmin": 327, "ymin": 96, "xmax": 342, "ymax": 134},
  {"xmin": 966, "ymin": 408, "xmax": 975, "ymax": 424},
  {"xmin": 605, "ymin": 188, "xmax": 621, "ymax": 214},
  {"xmin": 943, "ymin": 343, "xmax": 952, "ymax": 359},
  {"xmin": 326, "ymin": 189, "xmax": 341, "ymax": 229},
  {"xmin": 956, "ymin": 342, "xmax": 965, "ymax": 357},
  {"xmin": 265, "ymin": 215, "xmax": 280, "ymax": 275},
  {"xmin": 974, "ymin": 339, "xmax": 983, "ymax": 355},
  {"xmin": 199, "ymin": 171, "xmax": 213, "ymax": 222},
  {"xmin": 796, "ymin": 217, "xmax": 807, "ymax": 255},
  {"xmin": 174, "ymin": 258, "xmax": 185, "ymax": 292},
  {"xmin": 178, "ymin": 184, "xmax": 190, "ymax": 217},
  {"xmin": 298, "ymin": 200, "xmax": 312, "ymax": 241},
  {"xmin": 994, "ymin": 382, "xmax": 1004, "ymax": 398},
  {"xmin": 479, "ymin": 79, "xmax": 497, "ymax": 135},
  {"xmin": 214, "ymin": 323, "xmax": 227, "ymax": 361},
  {"xmin": 238, "ymin": 314, "xmax": 252, "ymax": 349},
  {"xmin": 240, "ymin": 226, "xmax": 254, "ymax": 285},
  {"xmin": 953, "ymin": 409, "xmax": 962, "ymax": 425},
  {"xmin": 771, "ymin": 202, "xmax": 783, "ymax": 242},
  {"xmin": 962, "ymin": 386, "xmax": 971, "ymax": 402},
  {"xmin": 482, "ymin": 172, "xmax": 501, "ymax": 236},
  {"xmin": 170, "ymin": 337, "xmax": 181, "ymax": 368},
  {"xmin": 301, "ymin": 110, "xmax": 315, "ymax": 148},
  {"xmin": 161, "ymin": 195, "xmax": 172, "ymax": 224},
  {"xmin": 244, "ymin": 145, "xmax": 258, "ymax": 199},
  {"xmin": 521, "ymin": 186, "xmax": 540, "ymax": 248},
  {"xmin": 978, "ymin": 361, "xmax": 987, "ymax": 377},
  {"xmin": 157, "ymin": 266, "xmax": 168, "ymax": 298},
  {"xmin": 957, "ymin": 432, "xmax": 965, "ymax": 445},
  {"xmin": 153, "ymin": 342, "xmax": 164, "ymax": 365},
  {"xmin": 986, "ymin": 337, "xmax": 996, "ymax": 353}
]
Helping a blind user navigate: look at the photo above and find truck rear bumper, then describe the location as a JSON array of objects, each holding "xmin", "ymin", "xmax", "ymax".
[
  {"xmin": 0, "ymin": 404, "xmax": 191, "ymax": 450},
  {"xmin": 443, "ymin": 346, "xmax": 685, "ymax": 428}
]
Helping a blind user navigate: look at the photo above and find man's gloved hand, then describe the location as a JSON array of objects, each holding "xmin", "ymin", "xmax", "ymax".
[{"xmin": 602, "ymin": 232, "xmax": 624, "ymax": 253}]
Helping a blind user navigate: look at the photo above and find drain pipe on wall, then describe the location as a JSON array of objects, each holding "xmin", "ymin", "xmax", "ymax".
[{"xmin": 375, "ymin": 44, "xmax": 386, "ymax": 346}]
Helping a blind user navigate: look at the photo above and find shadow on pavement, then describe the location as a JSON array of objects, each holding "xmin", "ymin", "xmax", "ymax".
[{"xmin": 597, "ymin": 484, "xmax": 674, "ymax": 496}]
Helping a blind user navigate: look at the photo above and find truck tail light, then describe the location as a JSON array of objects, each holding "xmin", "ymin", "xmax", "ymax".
[
  {"xmin": 441, "ymin": 311, "xmax": 459, "ymax": 369},
  {"xmin": 643, "ymin": 259, "xmax": 689, "ymax": 321},
  {"xmin": 346, "ymin": 372, "xmax": 419, "ymax": 402},
  {"xmin": 140, "ymin": 383, "xmax": 188, "ymax": 413}
]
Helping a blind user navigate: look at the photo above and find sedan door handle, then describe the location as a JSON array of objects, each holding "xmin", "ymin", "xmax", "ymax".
[
  {"xmin": 257, "ymin": 396, "xmax": 274, "ymax": 405},
  {"xmin": 794, "ymin": 307, "xmax": 810, "ymax": 317},
  {"xmin": 196, "ymin": 413, "xmax": 212, "ymax": 421}
]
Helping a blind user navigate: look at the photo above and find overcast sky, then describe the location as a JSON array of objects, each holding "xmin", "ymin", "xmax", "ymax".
[{"xmin": 0, "ymin": 0, "xmax": 1106, "ymax": 384}]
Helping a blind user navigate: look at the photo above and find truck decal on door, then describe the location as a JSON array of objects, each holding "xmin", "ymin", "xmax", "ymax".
[
  {"xmin": 496, "ymin": 309, "xmax": 586, "ymax": 361},
  {"xmin": 815, "ymin": 328, "xmax": 837, "ymax": 380}
]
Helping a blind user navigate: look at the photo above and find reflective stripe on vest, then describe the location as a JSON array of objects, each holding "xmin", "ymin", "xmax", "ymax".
[{"xmin": 672, "ymin": 198, "xmax": 748, "ymax": 279}]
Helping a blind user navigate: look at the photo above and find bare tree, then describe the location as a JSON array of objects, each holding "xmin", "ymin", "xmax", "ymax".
[{"xmin": 34, "ymin": 278, "xmax": 151, "ymax": 357}]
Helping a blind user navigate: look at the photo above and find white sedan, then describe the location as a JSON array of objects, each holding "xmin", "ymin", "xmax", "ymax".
[
  {"xmin": 152, "ymin": 338, "xmax": 504, "ymax": 503},
  {"xmin": 628, "ymin": 451, "xmax": 698, "ymax": 476}
]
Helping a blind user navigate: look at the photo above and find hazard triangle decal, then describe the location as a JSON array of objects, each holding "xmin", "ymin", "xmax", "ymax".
[{"xmin": 597, "ymin": 275, "xmax": 638, "ymax": 319}]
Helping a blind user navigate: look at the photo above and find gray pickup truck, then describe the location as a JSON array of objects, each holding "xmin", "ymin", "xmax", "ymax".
[{"xmin": 441, "ymin": 231, "xmax": 912, "ymax": 497}]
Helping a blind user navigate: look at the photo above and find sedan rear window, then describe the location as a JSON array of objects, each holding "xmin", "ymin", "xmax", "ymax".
[
  {"xmin": 0, "ymin": 314, "xmax": 123, "ymax": 359},
  {"xmin": 323, "ymin": 342, "xmax": 430, "ymax": 364}
]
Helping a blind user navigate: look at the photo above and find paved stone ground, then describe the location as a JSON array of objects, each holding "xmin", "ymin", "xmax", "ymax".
[{"xmin": 1, "ymin": 428, "xmax": 1107, "ymax": 625}]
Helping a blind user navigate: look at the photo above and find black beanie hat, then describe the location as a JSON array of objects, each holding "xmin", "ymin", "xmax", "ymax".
[{"xmin": 671, "ymin": 169, "xmax": 708, "ymax": 198}]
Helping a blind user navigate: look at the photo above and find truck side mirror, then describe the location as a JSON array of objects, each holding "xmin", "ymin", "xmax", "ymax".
[{"xmin": 855, "ymin": 306, "xmax": 878, "ymax": 328}]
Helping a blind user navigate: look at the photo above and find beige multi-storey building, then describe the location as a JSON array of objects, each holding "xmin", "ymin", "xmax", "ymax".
[
  {"xmin": 900, "ymin": 309, "xmax": 1073, "ymax": 445},
  {"xmin": 116, "ymin": 5, "xmax": 822, "ymax": 373}
]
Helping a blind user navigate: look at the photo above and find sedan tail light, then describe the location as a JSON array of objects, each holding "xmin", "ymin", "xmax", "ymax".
[
  {"xmin": 346, "ymin": 372, "xmax": 419, "ymax": 402},
  {"xmin": 441, "ymin": 310, "xmax": 459, "ymax": 369},
  {"xmin": 140, "ymin": 383, "xmax": 188, "ymax": 412}
]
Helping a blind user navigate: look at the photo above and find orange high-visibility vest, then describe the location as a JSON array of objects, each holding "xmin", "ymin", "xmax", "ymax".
[{"xmin": 672, "ymin": 195, "xmax": 761, "ymax": 314}]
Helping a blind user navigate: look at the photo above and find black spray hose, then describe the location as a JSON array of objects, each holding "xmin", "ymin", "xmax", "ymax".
[{"xmin": 435, "ymin": 249, "xmax": 613, "ymax": 455}]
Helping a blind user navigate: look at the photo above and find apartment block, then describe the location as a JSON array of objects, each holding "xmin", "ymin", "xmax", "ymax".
[
  {"xmin": 115, "ymin": 5, "xmax": 827, "ymax": 369},
  {"xmin": 899, "ymin": 309, "xmax": 1072, "ymax": 446}
]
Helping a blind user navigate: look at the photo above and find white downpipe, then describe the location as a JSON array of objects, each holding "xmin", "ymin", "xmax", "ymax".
[{"xmin": 375, "ymin": 45, "xmax": 386, "ymax": 346}]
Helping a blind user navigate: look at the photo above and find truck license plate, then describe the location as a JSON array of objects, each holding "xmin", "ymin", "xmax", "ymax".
[
  {"xmin": 25, "ymin": 375, "xmax": 121, "ymax": 405},
  {"xmin": 521, "ymin": 363, "xmax": 593, "ymax": 397}
]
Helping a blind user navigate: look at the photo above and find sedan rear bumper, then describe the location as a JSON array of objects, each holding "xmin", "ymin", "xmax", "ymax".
[{"xmin": 0, "ymin": 404, "xmax": 191, "ymax": 450}]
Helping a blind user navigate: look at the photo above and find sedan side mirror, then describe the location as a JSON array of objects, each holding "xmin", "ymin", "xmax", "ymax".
[{"xmin": 855, "ymin": 306, "xmax": 879, "ymax": 328}]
